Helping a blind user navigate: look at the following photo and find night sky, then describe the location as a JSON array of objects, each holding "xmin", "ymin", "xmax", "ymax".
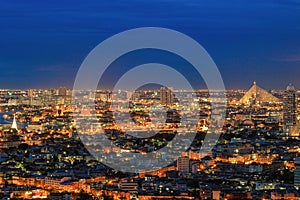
[{"xmin": 1, "ymin": 0, "xmax": 300, "ymax": 90}]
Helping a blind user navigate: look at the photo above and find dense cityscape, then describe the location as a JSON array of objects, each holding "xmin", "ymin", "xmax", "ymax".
[
  {"xmin": 2, "ymin": 0, "xmax": 300, "ymax": 199},
  {"xmin": 0, "ymin": 82, "xmax": 299, "ymax": 199}
]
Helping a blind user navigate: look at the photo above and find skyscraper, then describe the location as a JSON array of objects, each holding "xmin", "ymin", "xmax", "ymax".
[
  {"xmin": 160, "ymin": 87, "xmax": 173, "ymax": 106},
  {"xmin": 294, "ymin": 157, "xmax": 300, "ymax": 186},
  {"xmin": 283, "ymin": 84, "xmax": 297, "ymax": 134},
  {"xmin": 58, "ymin": 87, "xmax": 67, "ymax": 96},
  {"xmin": 27, "ymin": 89, "xmax": 34, "ymax": 106},
  {"xmin": 177, "ymin": 156, "xmax": 190, "ymax": 173}
]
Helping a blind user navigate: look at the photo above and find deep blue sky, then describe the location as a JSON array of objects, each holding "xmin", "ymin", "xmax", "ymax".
[{"xmin": 1, "ymin": 0, "xmax": 300, "ymax": 89}]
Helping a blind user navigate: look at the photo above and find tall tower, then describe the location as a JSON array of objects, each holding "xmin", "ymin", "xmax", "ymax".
[
  {"xmin": 160, "ymin": 87, "xmax": 167, "ymax": 105},
  {"xmin": 283, "ymin": 83, "xmax": 297, "ymax": 134},
  {"xmin": 27, "ymin": 89, "xmax": 34, "ymax": 106},
  {"xmin": 167, "ymin": 88, "xmax": 173, "ymax": 105}
]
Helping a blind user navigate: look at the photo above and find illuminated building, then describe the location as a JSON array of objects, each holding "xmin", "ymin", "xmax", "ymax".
[
  {"xmin": 240, "ymin": 82, "xmax": 280, "ymax": 105},
  {"xmin": 283, "ymin": 84, "xmax": 297, "ymax": 134},
  {"xmin": 177, "ymin": 156, "xmax": 190, "ymax": 173},
  {"xmin": 160, "ymin": 87, "xmax": 173, "ymax": 106},
  {"xmin": 11, "ymin": 114, "xmax": 18, "ymax": 130}
]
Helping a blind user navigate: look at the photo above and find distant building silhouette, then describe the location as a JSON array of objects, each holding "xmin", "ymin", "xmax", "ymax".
[{"xmin": 58, "ymin": 87, "xmax": 67, "ymax": 96}]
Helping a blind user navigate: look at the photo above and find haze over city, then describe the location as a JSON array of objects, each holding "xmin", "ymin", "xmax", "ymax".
[{"xmin": 1, "ymin": 0, "xmax": 300, "ymax": 89}]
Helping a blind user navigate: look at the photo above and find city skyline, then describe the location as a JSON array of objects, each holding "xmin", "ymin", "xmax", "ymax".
[
  {"xmin": 0, "ymin": 79, "xmax": 299, "ymax": 199},
  {"xmin": 0, "ymin": 82, "xmax": 298, "ymax": 91}
]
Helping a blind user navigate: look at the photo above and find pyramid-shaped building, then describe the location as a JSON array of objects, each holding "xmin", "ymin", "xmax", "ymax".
[
  {"xmin": 12, "ymin": 114, "xmax": 18, "ymax": 130},
  {"xmin": 240, "ymin": 82, "xmax": 280, "ymax": 104}
]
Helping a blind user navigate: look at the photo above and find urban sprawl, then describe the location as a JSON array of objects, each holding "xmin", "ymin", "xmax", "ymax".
[{"xmin": 0, "ymin": 82, "xmax": 300, "ymax": 199}]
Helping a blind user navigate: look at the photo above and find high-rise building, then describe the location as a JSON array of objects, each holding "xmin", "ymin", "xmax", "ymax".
[
  {"xmin": 297, "ymin": 90, "xmax": 300, "ymax": 113},
  {"xmin": 294, "ymin": 157, "xmax": 300, "ymax": 186},
  {"xmin": 160, "ymin": 87, "xmax": 173, "ymax": 106},
  {"xmin": 177, "ymin": 156, "xmax": 190, "ymax": 173},
  {"xmin": 27, "ymin": 89, "xmax": 34, "ymax": 105},
  {"xmin": 283, "ymin": 84, "xmax": 297, "ymax": 134},
  {"xmin": 58, "ymin": 87, "xmax": 67, "ymax": 96},
  {"xmin": 160, "ymin": 87, "xmax": 167, "ymax": 105},
  {"xmin": 27, "ymin": 89, "xmax": 34, "ymax": 97}
]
